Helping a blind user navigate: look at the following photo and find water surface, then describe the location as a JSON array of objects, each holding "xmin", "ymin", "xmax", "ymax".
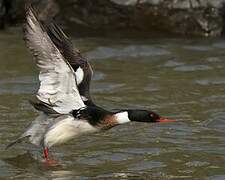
[{"xmin": 0, "ymin": 28, "xmax": 225, "ymax": 179}]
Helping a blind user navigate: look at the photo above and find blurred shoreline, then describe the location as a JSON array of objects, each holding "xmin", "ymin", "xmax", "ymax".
[{"xmin": 0, "ymin": 0, "xmax": 225, "ymax": 37}]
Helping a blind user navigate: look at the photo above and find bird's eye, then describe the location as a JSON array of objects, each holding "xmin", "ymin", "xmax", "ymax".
[
  {"xmin": 149, "ymin": 112, "xmax": 159, "ymax": 119},
  {"xmin": 150, "ymin": 113, "xmax": 154, "ymax": 117}
]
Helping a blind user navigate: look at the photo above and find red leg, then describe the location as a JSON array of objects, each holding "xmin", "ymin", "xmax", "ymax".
[
  {"xmin": 43, "ymin": 147, "xmax": 49, "ymax": 160},
  {"xmin": 43, "ymin": 147, "xmax": 58, "ymax": 165}
]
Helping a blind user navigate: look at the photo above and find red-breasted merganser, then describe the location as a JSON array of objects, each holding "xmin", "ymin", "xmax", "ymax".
[{"xmin": 6, "ymin": 8, "xmax": 176, "ymax": 163}]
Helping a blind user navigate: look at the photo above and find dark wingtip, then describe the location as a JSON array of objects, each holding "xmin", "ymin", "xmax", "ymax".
[
  {"xmin": 45, "ymin": 21, "xmax": 70, "ymax": 50},
  {"xmin": 23, "ymin": 4, "xmax": 38, "ymax": 34},
  {"xmin": 24, "ymin": 4, "xmax": 36, "ymax": 19}
]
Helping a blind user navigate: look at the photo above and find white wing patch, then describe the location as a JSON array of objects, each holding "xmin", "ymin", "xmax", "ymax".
[
  {"xmin": 75, "ymin": 67, "xmax": 84, "ymax": 85},
  {"xmin": 81, "ymin": 95, "xmax": 88, "ymax": 101},
  {"xmin": 24, "ymin": 9, "xmax": 85, "ymax": 114}
]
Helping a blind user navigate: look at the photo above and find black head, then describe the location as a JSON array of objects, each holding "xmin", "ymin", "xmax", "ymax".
[
  {"xmin": 127, "ymin": 110, "xmax": 160, "ymax": 122},
  {"xmin": 127, "ymin": 110, "xmax": 176, "ymax": 123}
]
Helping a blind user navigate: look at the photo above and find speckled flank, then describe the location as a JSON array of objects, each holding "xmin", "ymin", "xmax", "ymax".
[{"xmin": 95, "ymin": 115, "xmax": 119, "ymax": 130}]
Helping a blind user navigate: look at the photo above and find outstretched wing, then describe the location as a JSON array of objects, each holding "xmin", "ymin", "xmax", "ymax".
[
  {"xmin": 46, "ymin": 22, "xmax": 94, "ymax": 106},
  {"xmin": 24, "ymin": 8, "xmax": 85, "ymax": 114}
]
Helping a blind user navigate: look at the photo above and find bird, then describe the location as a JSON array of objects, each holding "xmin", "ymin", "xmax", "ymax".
[{"xmin": 6, "ymin": 7, "xmax": 176, "ymax": 163}]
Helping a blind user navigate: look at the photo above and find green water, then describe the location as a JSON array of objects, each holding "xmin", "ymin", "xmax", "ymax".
[{"xmin": 0, "ymin": 28, "xmax": 225, "ymax": 179}]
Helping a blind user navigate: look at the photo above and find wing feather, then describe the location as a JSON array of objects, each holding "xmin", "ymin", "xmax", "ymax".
[
  {"xmin": 24, "ymin": 8, "xmax": 85, "ymax": 114},
  {"xmin": 46, "ymin": 22, "xmax": 94, "ymax": 105}
]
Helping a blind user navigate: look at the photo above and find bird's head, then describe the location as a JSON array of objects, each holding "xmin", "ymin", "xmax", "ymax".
[{"xmin": 127, "ymin": 110, "xmax": 176, "ymax": 123}]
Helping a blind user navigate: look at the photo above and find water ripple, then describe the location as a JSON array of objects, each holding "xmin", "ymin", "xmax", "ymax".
[
  {"xmin": 92, "ymin": 71, "xmax": 105, "ymax": 81},
  {"xmin": 86, "ymin": 45, "xmax": 170, "ymax": 60},
  {"xmin": 195, "ymin": 78, "xmax": 225, "ymax": 85},
  {"xmin": 183, "ymin": 45, "xmax": 213, "ymax": 51},
  {"xmin": 0, "ymin": 76, "xmax": 37, "ymax": 94},
  {"xmin": 201, "ymin": 95, "xmax": 225, "ymax": 103},
  {"xmin": 213, "ymin": 42, "xmax": 225, "ymax": 49},
  {"xmin": 163, "ymin": 60, "xmax": 184, "ymax": 67},
  {"xmin": 174, "ymin": 65, "xmax": 212, "ymax": 72},
  {"xmin": 92, "ymin": 83, "xmax": 125, "ymax": 93},
  {"xmin": 185, "ymin": 161, "xmax": 210, "ymax": 167},
  {"xmin": 210, "ymin": 175, "xmax": 225, "ymax": 180},
  {"xmin": 128, "ymin": 161, "xmax": 166, "ymax": 171}
]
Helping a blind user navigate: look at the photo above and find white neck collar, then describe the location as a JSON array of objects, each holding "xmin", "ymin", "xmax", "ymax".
[{"xmin": 114, "ymin": 111, "xmax": 130, "ymax": 124}]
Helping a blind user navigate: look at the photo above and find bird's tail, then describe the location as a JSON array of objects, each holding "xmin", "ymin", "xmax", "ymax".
[{"xmin": 5, "ymin": 135, "xmax": 30, "ymax": 149}]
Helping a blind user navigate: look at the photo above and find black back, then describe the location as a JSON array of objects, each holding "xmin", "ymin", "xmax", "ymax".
[{"xmin": 72, "ymin": 106, "xmax": 113, "ymax": 126}]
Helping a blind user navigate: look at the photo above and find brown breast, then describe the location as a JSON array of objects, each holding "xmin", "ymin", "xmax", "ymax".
[{"xmin": 95, "ymin": 114, "xmax": 118, "ymax": 130}]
